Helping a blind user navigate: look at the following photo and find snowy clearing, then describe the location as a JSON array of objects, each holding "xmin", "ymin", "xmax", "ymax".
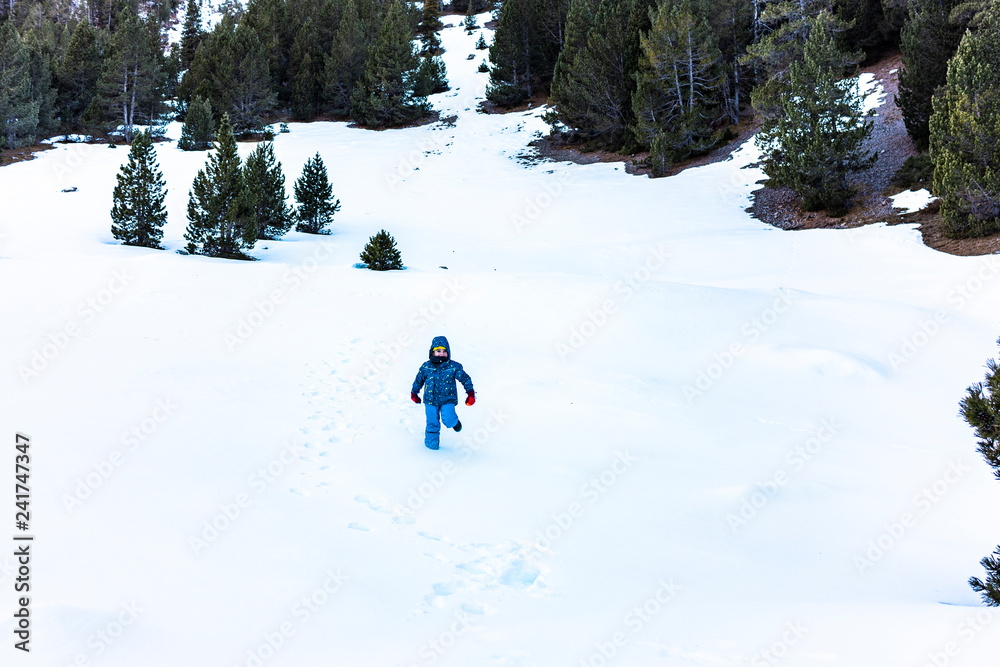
[{"xmin": 2, "ymin": 15, "xmax": 1000, "ymax": 667}]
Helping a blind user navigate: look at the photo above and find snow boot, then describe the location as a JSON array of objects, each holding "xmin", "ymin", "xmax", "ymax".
[{"xmin": 453, "ymin": 420, "xmax": 462, "ymax": 432}]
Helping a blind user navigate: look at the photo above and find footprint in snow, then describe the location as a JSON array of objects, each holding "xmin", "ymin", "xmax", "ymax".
[
  {"xmin": 348, "ymin": 522, "xmax": 370, "ymax": 531},
  {"xmin": 432, "ymin": 581, "xmax": 461, "ymax": 596}
]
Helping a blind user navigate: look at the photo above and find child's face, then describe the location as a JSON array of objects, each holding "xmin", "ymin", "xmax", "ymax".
[{"xmin": 432, "ymin": 348, "xmax": 448, "ymax": 357}]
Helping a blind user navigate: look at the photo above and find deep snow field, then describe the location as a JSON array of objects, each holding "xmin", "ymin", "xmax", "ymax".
[{"xmin": 3, "ymin": 15, "xmax": 1000, "ymax": 667}]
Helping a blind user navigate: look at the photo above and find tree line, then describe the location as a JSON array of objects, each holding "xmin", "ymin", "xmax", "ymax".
[{"xmin": 0, "ymin": 0, "xmax": 447, "ymax": 151}]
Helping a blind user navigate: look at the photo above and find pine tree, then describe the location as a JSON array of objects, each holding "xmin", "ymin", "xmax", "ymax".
[
  {"xmin": 742, "ymin": 0, "xmax": 857, "ymax": 123},
  {"xmin": 755, "ymin": 13, "xmax": 874, "ymax": 215},
  {"xmin": 959, "ymin": 346, "xmax": 1000, "ymax": 605},
  {"xmin": 111, "ymin": 129, "xmax": 168, "ymax": 248},
  {"xmin": 185, "ymin": 114, "xmax": 257, "ymax": 259},
  {"xmin": 929, "ymin": 4, "xmax": 1000, "ymax": 238},
  {"xmin": 418, "ymin": 0, "xmax": 443, "ymax": 55},
  {"xmin": 293, "ymin": 152, "xmax": 340, "ymax": 234},
  {"xmin": 464, "ymin": 1, "xmax": 478, "ymax": 30},
  {"xmin": 631, "ymin": 0, "xmax": 725, "ymax": 173},
  {"xmin": 548, "ymin": 0, "xmax": 598, "ymax": 123},
  {"xmin": 0, "ymin": 21, "xmax": 40, "ymax": 149},
  {"xmin": 180, "ymin": 0, "xmax": 203, "ymax": 69},
  {"xmin": 289, "ymin": 18, "xmax": 319, "ymax": 121},
  {"xmin": 485, "ymin": 0, "xmax": 570, "ymax": 107},
  {"xmin": 56, "ymin": 19, "xmax": 102, "ymax": 132},
  {"xmin": 897, "ymin": 0, "xmax": 962, "ymax": 150},
  {"xmin": 350, "ymin": 0, "xmax": 427, "ymax": 127},
  {"xmin": 229, "ymin": 24, "xmax": 277, "ymax": 133},
  {"xmin": 23, "ymin": 25, "xmax": 58, "ymax": 140},
  {"xmin": 486, "ymin": 0, "xmax": 535, "ymax": 106},
  {"xmin": 181, "ymin": 17, "xmax": 275, "ymax": 134},
  {"xmin": 322, "ymin": 0, "xmax": 367, "ymax": 116},
  {"xmin": 245, "ymin": 140, "xmax": 293, "ymax": 239},
  {"xmin": 360, "ymin": 229, "xmax": 402, "ymax": 270},
  {"xmin": 708, "ymin": 0, "xmax": 753, "ymax": 126},
  {"xmin": 413, "ymin": 55, "xmax": 448, "ymax": 97},
  {"xmin": 177, "ymin": 94, "xmax": 214, "ymax": 150},
  {"xmin": 545, "ymin": 0, "xmax": 635, "ymax": 148}
]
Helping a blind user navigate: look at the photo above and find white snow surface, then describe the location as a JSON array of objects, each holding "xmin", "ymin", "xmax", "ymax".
[
  {"xmin": 3, "ymin": 17, "xmax": 1000, "ymax": 667},
  {"xmin": 890, "ymin": 188, "xmax": 938, "ymax": 214}
]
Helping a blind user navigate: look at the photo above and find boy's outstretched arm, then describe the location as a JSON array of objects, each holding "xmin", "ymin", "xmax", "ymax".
[
  {"xmin": 457, "ymin": 367, "xmax": 474, "ymax": 404},
  {"xmin": 411, "ymin": 366, "xmax": 427, "ymax": 398}
]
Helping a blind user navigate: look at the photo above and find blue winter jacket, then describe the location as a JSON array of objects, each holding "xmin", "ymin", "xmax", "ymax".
[{"xmin": 412, "ymin": 336, "xmax": 474, "ymax": 406}]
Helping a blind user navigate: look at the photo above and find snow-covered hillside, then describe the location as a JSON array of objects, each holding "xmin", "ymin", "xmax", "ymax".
[{"xmin": 2, "ymin": 16, "xmax": 1000, "ymax": 667}]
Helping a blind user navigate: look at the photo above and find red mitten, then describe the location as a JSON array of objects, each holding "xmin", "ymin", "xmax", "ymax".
[
  {"xmin": 411, "ymin": 392, "xmax": 421, "ymax": 404},
  {"xmin": 465, "ymin": 391, "xmax": 475, "ymax": 406}
]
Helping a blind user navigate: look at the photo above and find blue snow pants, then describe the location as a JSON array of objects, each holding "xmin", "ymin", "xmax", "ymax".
[{"xmin": 424, "ymin": 402, "xmax": 458, "ymax": 450}]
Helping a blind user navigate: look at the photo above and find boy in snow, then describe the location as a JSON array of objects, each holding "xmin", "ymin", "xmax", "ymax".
[{"xmin": 411, "ymin": 336, "xmax": 475, "ymax": 450}]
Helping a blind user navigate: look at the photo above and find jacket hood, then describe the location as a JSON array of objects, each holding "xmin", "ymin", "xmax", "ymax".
[{"xmin": 429, "ymin": 335, "xmax": 450, "ymax": 360}]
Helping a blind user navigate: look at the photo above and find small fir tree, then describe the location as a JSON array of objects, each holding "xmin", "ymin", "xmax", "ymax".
[
  {"xmin": 465, "ymin": 2, "xmax": 479, "ymax": 30},
  {"xmin": 755, "ymin": 13, "xmax": 874, "ymax": 215},
  {"xmin": 929, "ymin": 4, "xmax": 1000, "ymax": 238},
  {"xmin": 960, "ymin": 344, "xmax": 1000, "ymax": 605},
  {"xmin": 245, "ymin": 141, "xmax": 293, "ymax": 239},
  {"xmin": 476, "ymin": 34, "xmax": 488, "ymax": 50},
  {"xmin": 185, "ymin": 114, "xmax": 257, "ymax": 259},
  {"xmin": 419, "ymin": 0, "xmax": 444, "ymax": 54},
  {"xmin": 294, "ymin": 152, "xmax": 340, "ymax": 234},
  {"xmin": 111, "ymin": 130, "xmax": 168, "ymax": 248},
  {"xmin": 177, "ymin": 95, "xmax": 215, "ymax": 150},
  {"xmin": 413, "ymin": 56, "xmax": 449, "ymax": 97},
  {"xmin": 360, "ymin": 229, "xmax": 403, "ymax": 270}
]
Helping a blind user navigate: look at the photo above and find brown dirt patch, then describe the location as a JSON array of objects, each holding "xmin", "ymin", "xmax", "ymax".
[
  {"xmin": 1, "ymin": 143, "xmax": 55, "ymax": 167},
  {"xmin": 530, "ymin": 116, "xmax": 761, "ymax": 175}
]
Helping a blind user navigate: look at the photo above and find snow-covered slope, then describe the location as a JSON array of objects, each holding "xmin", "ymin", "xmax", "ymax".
[{"xmin": 3, "ymin": 16, "xmax": 1000, "ymax": 667}]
